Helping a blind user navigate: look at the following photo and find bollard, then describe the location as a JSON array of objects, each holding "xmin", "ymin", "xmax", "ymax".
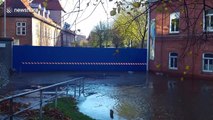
[{"xmin": 110, "ymin": 109, "xmax": 114, "ymax": 119}]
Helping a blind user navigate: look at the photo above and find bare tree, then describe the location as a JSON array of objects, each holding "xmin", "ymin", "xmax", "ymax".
[{"xmin": 89, "ymin": 21, "xmax": 112, "ymax": 48}]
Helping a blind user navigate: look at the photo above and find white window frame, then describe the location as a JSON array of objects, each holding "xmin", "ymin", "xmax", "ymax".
[
  {"xmin": 16, "ymin": 22, "xmax": 26, "ymax": 36},
  {"xmin": 169, "ymin": 52, "xmax": 178, "ymax": 70},
  {"xmin": 169, "ymin": 12, "xmax": 180, "ymax": 34},
  {"xmin": 203, "ymin": 9, "xmax": 213, "ymax": 32},
  {"xmin": 202, "ymin": 53, "xmax": 213, "ymax": 72}
]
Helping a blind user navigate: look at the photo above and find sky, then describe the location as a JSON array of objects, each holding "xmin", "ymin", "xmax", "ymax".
[{"xmin": 60, "ymin": 0, "xmax": 116, "ymax": 37}]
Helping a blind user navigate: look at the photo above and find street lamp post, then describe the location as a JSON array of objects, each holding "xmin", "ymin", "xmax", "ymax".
[{"xmin": 3, "ymin": 0, "xmax": 6, "ymax": 37}]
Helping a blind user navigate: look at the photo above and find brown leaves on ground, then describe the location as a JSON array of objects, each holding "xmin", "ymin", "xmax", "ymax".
[
  {"xmin": 44, "ymin": 108, "xmax": 71, "ymax": 120},
  {"xmin": 0, "ymin": 100, "xmax": 29, "ymax": 114},
  {"xmin": 0, "ymin": 100, "xmax": 72, "ymax": 120}
]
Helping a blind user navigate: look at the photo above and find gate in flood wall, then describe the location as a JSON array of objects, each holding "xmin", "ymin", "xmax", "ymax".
[{"xmin": 13, "ymin": 46, "xmax": 147, "ymax": 72}]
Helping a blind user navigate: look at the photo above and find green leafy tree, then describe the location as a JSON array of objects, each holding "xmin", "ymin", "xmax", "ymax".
[
  {"xmin": 88, "ymin": 31, "xmax": 99, "ymax": 47},
  {"xmin": 111, "ymin": 28, "xmax": 123, "ymax": 48},
  {"xmin": 113, "ymin": 9, "xmax": 147, "ymax": 48},
  {"xmin": 88, "ymin": 21, "xmax": 112, "ymax": 48},
  {"xmin": 109, "ymin": 0, "xmax": 213, "ymax": 50},
  {"xmin": 0, "ymin": 0, "xmax": 3, "ymax": 16},
  {"xmin": 0, "ymin": 1, "xmax": 3, "ymax": 11}
]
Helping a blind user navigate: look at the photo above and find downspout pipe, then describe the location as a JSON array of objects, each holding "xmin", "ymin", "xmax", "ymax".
[{"xmin": 146, "ymin": 1, "xmax": 151, "ymax": 72}]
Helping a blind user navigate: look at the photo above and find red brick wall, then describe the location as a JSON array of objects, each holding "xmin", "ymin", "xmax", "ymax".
[
  {"xmin": 149, "ymin": 38, "xmax": 213, "ymax": 79},
  {"xmin": 150, "ymin": 0, "xmax": 205, "ymax": 36},
  {"xmin": 149, "ymin": 0, "xmax": 213, "ymax": 79},
  {"xmin": 0, "ymin": 17, "xmax": 32, "ymax": 45}
]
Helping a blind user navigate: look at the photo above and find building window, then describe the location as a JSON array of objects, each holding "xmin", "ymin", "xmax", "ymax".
[
  {"xmin": 16, "ymin": 22, "xmax": 26, "ymax": 35},
  {"xmin": 170, "ymin": 12, "xmax": 180, "ymax": 33},
  {"xmin": 203, "ymin": 53, "xmax": 213, "ymax": 72},
  {"xmin": 169, "ymin": 52, "xmax": 178, "ymax": 70},
  {"xmin": 204, "ymin": 9, "xmax": 213, "ymax": 32}
]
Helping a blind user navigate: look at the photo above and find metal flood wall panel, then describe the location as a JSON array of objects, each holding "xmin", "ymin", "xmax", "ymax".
[{"xmin": 13, "ymin": 46, "xmax": 147, "ymax": 72}]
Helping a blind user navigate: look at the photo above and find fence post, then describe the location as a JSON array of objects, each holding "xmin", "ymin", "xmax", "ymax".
[
  {"xmin": 9, "ymin": 99, "xmax": 13, "ymax": 120},
  {"xmin": 39, "ymin": 90, "xmax": 43, "ymax": 120},
  {"xmin": 55, "ymin": 86, "xmax": 58, "ymax": 108},
  {"xmin": 66, "ymin": 84, "xmax": 69, "ymax": 96},
  {"xmin": 78, "ymin": 80, "xmax": 81, "ymax": 96},
  {"xmin": 82, "ymin": 78, "xmax": 85, "ymax": 94},
  {"xmin": 74, "ymin": 80, "xmax": 76, "ymax": 98}
]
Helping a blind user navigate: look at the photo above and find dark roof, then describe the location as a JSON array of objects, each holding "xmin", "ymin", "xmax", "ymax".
[
  {"xmin": 32, "ymin": 0, "xmax": 65, "ymax": 11},
  {"xmin": 62, "ymin": 29, "xmax": 75, "ymax": 35},
  {"xmin": 7, "ymin": 0, "xmax": 26, "ymax": 8}
]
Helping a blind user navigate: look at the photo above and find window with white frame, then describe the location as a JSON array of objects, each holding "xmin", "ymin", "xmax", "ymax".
[
  {"xmin": 203, "ymin": 53, "xmax": 213, "ymax": 72},
  {"xmin": 169, "ymin": 52, "xmax": 178, "ymax": 70},
  {"xmin": 204, "ymin": 9, "xmax": 213, "ymax": 32},
  {"xmin": 170, "ymin": 12, "xmax": 180, "ymax": 33},
  {"xmin": 16, "ymin": 22, "xmax": 26, "ymax": 35}
]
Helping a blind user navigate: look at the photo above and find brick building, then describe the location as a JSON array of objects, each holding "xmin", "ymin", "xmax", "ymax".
[
  {"xmin": 0, "ymin": 0, "xmax": 75, "ymax": 46},
  {"xmin": 148, "ymin": 0, "xmax": 213, "ymax": 79}
]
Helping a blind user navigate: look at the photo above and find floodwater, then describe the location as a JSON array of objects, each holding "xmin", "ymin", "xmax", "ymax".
[{"xmin": 75, "ymin": 72, "xmax": 213, "ymax": 120}]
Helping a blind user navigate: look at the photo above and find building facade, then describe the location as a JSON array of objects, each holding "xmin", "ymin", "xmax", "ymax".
[
  {"xmin": 149, "ymin": 0, "xmax": 213, "ymax": 79},
  {"xmin": 0, "ymin": 0, "xmax": 75, "ymax": 46},
  {"xmin": 61, "ymin": 29, "xmax": 75, "ymax": 47}
]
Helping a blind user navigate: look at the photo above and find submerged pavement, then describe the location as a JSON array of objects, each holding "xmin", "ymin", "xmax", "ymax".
[{"xmin": 1, "ymin": 71, "xmax": 213, "ymax": 120}]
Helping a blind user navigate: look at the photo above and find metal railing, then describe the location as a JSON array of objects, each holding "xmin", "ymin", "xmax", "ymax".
[{"xmin": 0, "ymin": 77, "xmax": 85, "ymax": 120}]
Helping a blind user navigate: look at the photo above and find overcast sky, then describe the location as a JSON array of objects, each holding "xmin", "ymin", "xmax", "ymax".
[{"xmin": 60, "ymin": 0, "xmax": 115, "ymax": 37}]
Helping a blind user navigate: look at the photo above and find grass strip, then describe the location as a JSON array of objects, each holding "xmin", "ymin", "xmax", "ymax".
[{"xmin": 43, "ymin": 97, "xmax": 94, "ymax": 120}]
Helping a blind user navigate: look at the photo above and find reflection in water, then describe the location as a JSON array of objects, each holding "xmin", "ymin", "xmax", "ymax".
[
  {"xmin": 78, "ymin": 93, "xmax": 118, "ymax": 120},
  {"xmin": 76, "ymin": 72, "xmax": 213, "ymax": 120},
  {"xmin": 78, "ymin": 85, "xmax": 124, "ymax": 120}
]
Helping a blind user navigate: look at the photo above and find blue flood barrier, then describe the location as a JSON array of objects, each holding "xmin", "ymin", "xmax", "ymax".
[{"xmin": 13, "ymin": 46, "xmax": 147, "ymax": 72}]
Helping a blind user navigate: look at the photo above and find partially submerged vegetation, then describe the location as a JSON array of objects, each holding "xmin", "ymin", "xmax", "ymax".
[
  {"xmin": 43, "ymin": 97, "xmax": 93, "ymax": 120},
  {"xmin": 0, "ymin": 97, "xmax": 93, "ymax": 120}
]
